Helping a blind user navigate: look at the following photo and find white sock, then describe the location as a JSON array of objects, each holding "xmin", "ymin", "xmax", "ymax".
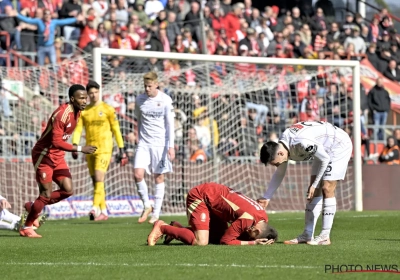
[
  {"xmin": 101, "ymin": 209, "xmax": 108, "ymax": 215},
  {"xmin": 320, "ymin": 197, "xmax": 337, "ymax": 237},
  {"xmin": 304, "ymin": 196, "xmax": 323, "ymax": 239},
  {"xmin": 153, "ymin": 182, "xmax": 165, "ymax": 218},
  {"xmin": 136, "ymin": 180, "xmax": 151, "ymax": 209},
  {"xmin": 0, "ymin": 209, "xmax": 20, "ymax": 224}
]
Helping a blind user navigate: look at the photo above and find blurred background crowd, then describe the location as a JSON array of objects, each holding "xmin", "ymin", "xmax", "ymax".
[{"xmin": 0, "ymin": 0, "xmax": 400, "ymax": 165}]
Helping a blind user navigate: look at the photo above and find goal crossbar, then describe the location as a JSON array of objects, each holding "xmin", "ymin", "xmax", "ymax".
[{"xmin": 92, "ymin": 48, "xmax": 362, "ymax": 211}]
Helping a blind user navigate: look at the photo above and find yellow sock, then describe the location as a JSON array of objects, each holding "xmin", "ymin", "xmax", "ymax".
[
  {"xmin": 98, "ymin": 182, "xmax": 107, "ymax": 211},
  {"xmin": 93, "ymin": 182, "xmax": 104, "ymax": 208}
]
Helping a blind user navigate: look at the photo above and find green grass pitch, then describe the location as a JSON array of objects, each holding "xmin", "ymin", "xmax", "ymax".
[{"xmin": 0, "ymin": 211, "xmax": 399, "ymax": 280}]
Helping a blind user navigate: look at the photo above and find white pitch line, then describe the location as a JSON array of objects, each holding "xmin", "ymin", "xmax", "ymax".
[{"xmin": 3, "ymin": 262, "xmax": 318, "ymax": 270}]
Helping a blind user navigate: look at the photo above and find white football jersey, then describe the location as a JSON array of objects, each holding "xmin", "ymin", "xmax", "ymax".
[
  {"xmin": 135, "ymin": 90, "xmax": 175, "ymax": 147},
  {"xmin": 280, "ymin": 121, "xmax": 351, "ymax": 161},
  {"xmin": 264, "ymin": 121, "xmax": 352, "ymax": 199}
]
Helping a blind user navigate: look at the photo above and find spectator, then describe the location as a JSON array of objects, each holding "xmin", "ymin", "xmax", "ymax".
[
  {"xmin": 0, "ymin": 5, "xmax": 22, "ymax": 50},
  {"xmin": 165, "ymin": 11, "xmax": 180, "ymax": 46},
  {"xmin": 377, "ymin": 31, "xmax": 391, "ymax": 52},
  {"xmin": 92, "ymin": 0, "xmax": 108, "ymax": 23},
  {"xmin": 224, "ymin": 3, "xmax": 241, "ymax": 42},
  {"xmin": 299, "ymin": 23, "xmax": 312, "ymax": 46},
  {"xmin": 220, "ymin": 0, "xmax": 233, "ymax": 16},
  {"xmin": 341, "ymin": 12, "xmax": 357, "ymax": 32},
  {"xmin": 115, "ymin": 0, "xmax": 129, "ymax": 27},
  {"xmin": 368, "ymin": 15, "xmax": 380, "ymax": 43},
  {"xmin": 14, "ymin": 8, "xmax": 83, "ymax": 65},
  {"xmin": 366, "ymin": 43, "xmax": 382, "ymax": 71},
  {"xmin": 78, "ymin": 15, "xmax": 97, "ymax": 50},
  {"xmin": 310, "ymin": 8, "xmax": 327, "ymax": 34},
  {"xmin": 111, "ymin": 26, "xmax": 137, "ymax": 50},
  {"xmin": 145, "ymin": 0, "xmax": 164, "ymax": 21},
  {"xmin": 132, "ymin": 0, "xmax": 149, "ymax": 27},
  {"xmin": 343, "ymin": 26, "xmax": 366, "ymax": 56},
  {"xmin": 378, "ymin": 136, "xmax": 399, "ymax": 164},
  {"xmin": 383, "ymin": 60, "xmax": 400, "ymax": 82},
  {"xmin": 238, "ymin": 27, "xmax": 259, "ymax": 56},
  {"xmin": 368, "ymin": 77, "xmax": 391, "ymax": 140},
  {"xmin": 182, "ymin": 28, "xmax": 198, "ymax": 53},
  {"xmin": 327, "ymin": 22, "xmax": 343, "ymax": 43},
  {"xmin": 211, "ymin": 8, "xmax": 226, "ymax": 37},
  {"xmin": 189, "ymin": 139, "xmax": 207, "ymax": 163},
  {"xmin": 291, "ymin": 7, "xmax": 303, "ymax": 31},
  {"xmin": 255, "ymin": 18, "xmax": 274, "ymax": 43},
  {"xmin": 59, "ymin": 0, "xmax": 82, "ymax": 51}
]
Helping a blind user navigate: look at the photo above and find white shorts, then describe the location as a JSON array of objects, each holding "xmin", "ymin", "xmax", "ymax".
[
  {"xmin": 311, "ymin": 142, "xmax": 353, "ymax": 182},
  {"xmin": 134, "ymin": 146, "xmax": 173, "ymax": 175}
]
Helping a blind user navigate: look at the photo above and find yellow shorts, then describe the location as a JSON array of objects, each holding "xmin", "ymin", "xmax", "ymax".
[{"xmin": 86, "ymin": 153, "xmax": 112, "ymax": 176}]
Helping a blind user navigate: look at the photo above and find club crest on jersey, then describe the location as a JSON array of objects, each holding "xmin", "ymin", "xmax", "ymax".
[
  {"xmin": 200, "ymin": 213, "xmax": 206, "ymax": 222},
  {"xmin": 157, "ymin": 102, "xmax": 161, "ymax": 107},
  {"xmin": 99, "ymin": 111, "xmax": 103, "ymax": 117},
  {"xmin": 42, "ymin": 172, "xmax": 46, "ymax": 179}
]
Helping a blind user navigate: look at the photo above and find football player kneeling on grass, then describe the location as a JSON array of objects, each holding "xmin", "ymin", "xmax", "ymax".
[{"xmin": 147, "ymin": 183, "xmax": 278, "ymax": 246}]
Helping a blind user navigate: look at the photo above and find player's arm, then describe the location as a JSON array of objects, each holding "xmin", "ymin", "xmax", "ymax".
[
  {"xmin": 71, "ymin": 115, "xmax": 84, "ymax": 159},
  {"xmin": 264, "ymin": 161, "xmax": 288, "ymax": 201},
  {"xmin": 0, "ymin": 195, "xmax": 11, "ymax": 211},
  {"xmin": 72, "ymin": 114, "xmax": 84, "ymax": 146},
  {"xmin": 165, "ymin": 99, "xmax": 175, "ymax": 160},
  {"xmin": 220, "ymin": 219, "xmax": 270, "ymax": 245},
  {"xmin": 52, "ymin": 113, "xmax": 96, "ymax": 154},
  {"xmin": 108, "ymin": 107, "xmax": 124, "ymax": 150},
  {"xmin": 108, "ymin": 107, "xmax": 127, "ymax": 165},
  {"xmin": 308, "ymin": 143, "xmax": 330, "ymax": 188},
  {"xmin": 134, "ymin": 100, "xmax": 141, "ymax": 142}
]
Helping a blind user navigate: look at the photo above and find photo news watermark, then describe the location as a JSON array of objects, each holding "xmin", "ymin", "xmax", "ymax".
[{"xmin": 325, "ymin": 264, "xmax": 399, "ymax": 274}]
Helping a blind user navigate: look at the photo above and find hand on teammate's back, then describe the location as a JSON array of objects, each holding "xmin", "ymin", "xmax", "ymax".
[{"xmin": 82, "ymin": 146, "xmax": 97, "ymax": 154}]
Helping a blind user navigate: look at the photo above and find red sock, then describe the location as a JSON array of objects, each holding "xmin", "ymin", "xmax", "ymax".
[
  {"xmin": 25, "ymin": 196, "xmax": 50, "ymax": 227},
  {"xmin": 161, "ymin": 225, "xmax": 195, "ymax": 245},
  {"xmin": 49, "ymin": 190, "xmax": 72, "ymax": 204}
]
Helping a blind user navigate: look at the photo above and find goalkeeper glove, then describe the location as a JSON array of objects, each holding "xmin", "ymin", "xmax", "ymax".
[
  {"xmin": 72, "ymin": 144, "xmax": 79, "ymax": 160},
  {"xmin": 116, "ymin": 148, "xmax": 128, "ymax": 166}
]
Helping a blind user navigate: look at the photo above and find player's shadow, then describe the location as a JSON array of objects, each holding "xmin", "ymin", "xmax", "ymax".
[
  {"xmin": 371, "ymin": 238, "xmax": 400, "ymax": 242},
  {"xmin": 0, "ymin": 235, "xmax": 22, "ymax": 237}
]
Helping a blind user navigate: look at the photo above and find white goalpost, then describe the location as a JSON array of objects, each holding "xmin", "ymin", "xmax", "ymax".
[{"xmin": 92, "ymin": 48, "xmax": 363, "ymax": 212}]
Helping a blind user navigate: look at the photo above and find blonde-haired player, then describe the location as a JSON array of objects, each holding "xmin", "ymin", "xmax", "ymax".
[
  {"xmin": 134, "ymin": 72, "xmax": 175, "ymax": 224},
  {"xmin": 72, "ymin": 80, "xmax": 126, "ymax": 221}
]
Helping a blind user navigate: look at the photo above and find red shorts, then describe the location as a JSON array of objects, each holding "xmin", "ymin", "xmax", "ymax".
[
  {"xmin": 32, "ymin": 150, "xmax": 71, "ymax": 185},
  {"xmin": 186, "ymin": 187, "xmax": 228, "ymax": 244}
]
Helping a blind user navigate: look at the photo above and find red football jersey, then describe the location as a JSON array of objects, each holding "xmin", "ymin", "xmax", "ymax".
[
  {"xmin": 33, "ymin": 103, "xmax": 80, "ymax": 163},
  {"xmin": 195, "ymin": 183, "xmax": 268, "ymax": 245}
]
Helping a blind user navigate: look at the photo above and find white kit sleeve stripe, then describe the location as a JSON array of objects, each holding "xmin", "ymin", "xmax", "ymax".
[{"xmin": 165, "ymin": 100, "xmax": 175, "ymax": 148}]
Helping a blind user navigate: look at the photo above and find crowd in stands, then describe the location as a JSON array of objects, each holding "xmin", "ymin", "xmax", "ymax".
[{"xmin": 0, "ymin": 0, "xmax": 400, "ymax": 164}]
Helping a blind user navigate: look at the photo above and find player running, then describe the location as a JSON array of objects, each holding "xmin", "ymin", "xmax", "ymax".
[
  {"xmin": 260, "ymin": 121, "xmax": 353, "ymax": 245},
  {"xmin": 134, "ymin": 72, "xmax": 175, "ymax": 224},
  {"xmin": 147, "ymin": 183, "xmax": 277, "ymax": 246},
  {"xmin": 0, "ymin": 195, "xmax": 45, "ymax": 231},
  {"xmin": 72, "ymin": 80, "xmax": 126, "ymax": 221},
  {"xmin": 20, "ymin": 84, "xmax": 97, "ymax": 238}
]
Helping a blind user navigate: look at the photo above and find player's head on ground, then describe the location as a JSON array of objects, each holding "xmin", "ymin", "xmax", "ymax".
[
  {"xmin": 260, "ymin": 141, "xmax": 288, "ymax": 167},
  {"xmin": 69, "ymin": 84, "xmax": 87, "ymax": 111},
  {"xmin": 247, "ymin": 221, "xmax": 278, "ymax": 241},
  {"xmin": 143, "ymin": 71, "xmax": 159, "ymax": 97},
  {"xmin": 86, "ymin": 80, "xmax": 100, "ymax": 103}
]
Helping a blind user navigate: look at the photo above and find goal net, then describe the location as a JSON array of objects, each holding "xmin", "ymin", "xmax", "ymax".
[{"xmin": 0, "ymin": 50, "xmax": 362, "ymax": 217}]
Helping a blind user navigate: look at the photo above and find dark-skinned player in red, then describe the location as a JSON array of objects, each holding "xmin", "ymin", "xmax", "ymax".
[
  {"xmin": 147, "ymin": 183, "xmax": 278, "ymax": 246},
  {"xmin": 20, "ymin": 84, "xmax": 97, "ymax": 238}
]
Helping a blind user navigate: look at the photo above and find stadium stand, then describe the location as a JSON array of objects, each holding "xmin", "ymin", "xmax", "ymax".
[{"xmin": 0, "ymin": 0, "xmax": 400, "ymax": 165}]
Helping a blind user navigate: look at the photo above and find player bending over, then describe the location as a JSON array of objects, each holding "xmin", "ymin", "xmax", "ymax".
[
  {"xmin": 20, "ymin": 85, "xmax": 97, "ymax": 238},
  {"xmin": 0, "ymin": 195, "xmax": 45, "ymax": 231},
  {"xmin": 260, "ymin": 121, "xmax": 353, "ymax": 245},
  {"xmin": 134, "ymin": 72, "xmax": 175, "ymax": 224},
  {"xmin": 147, "ymin": 183, "xmax": 278, "ymax": 246},
  {"xmin": 72, "ymin": 80, "xmax": 127, "ymax": 221}
]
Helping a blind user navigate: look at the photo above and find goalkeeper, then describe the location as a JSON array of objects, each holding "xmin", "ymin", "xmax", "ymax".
[{"xmin": 72, "ymin": 80, "xmax": 127, "ymax": 221}]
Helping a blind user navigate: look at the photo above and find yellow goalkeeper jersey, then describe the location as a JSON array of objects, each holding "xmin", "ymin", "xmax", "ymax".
[{"xmin": 72, "ymin": 102, "xmax": 124, "ymax": 154}]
